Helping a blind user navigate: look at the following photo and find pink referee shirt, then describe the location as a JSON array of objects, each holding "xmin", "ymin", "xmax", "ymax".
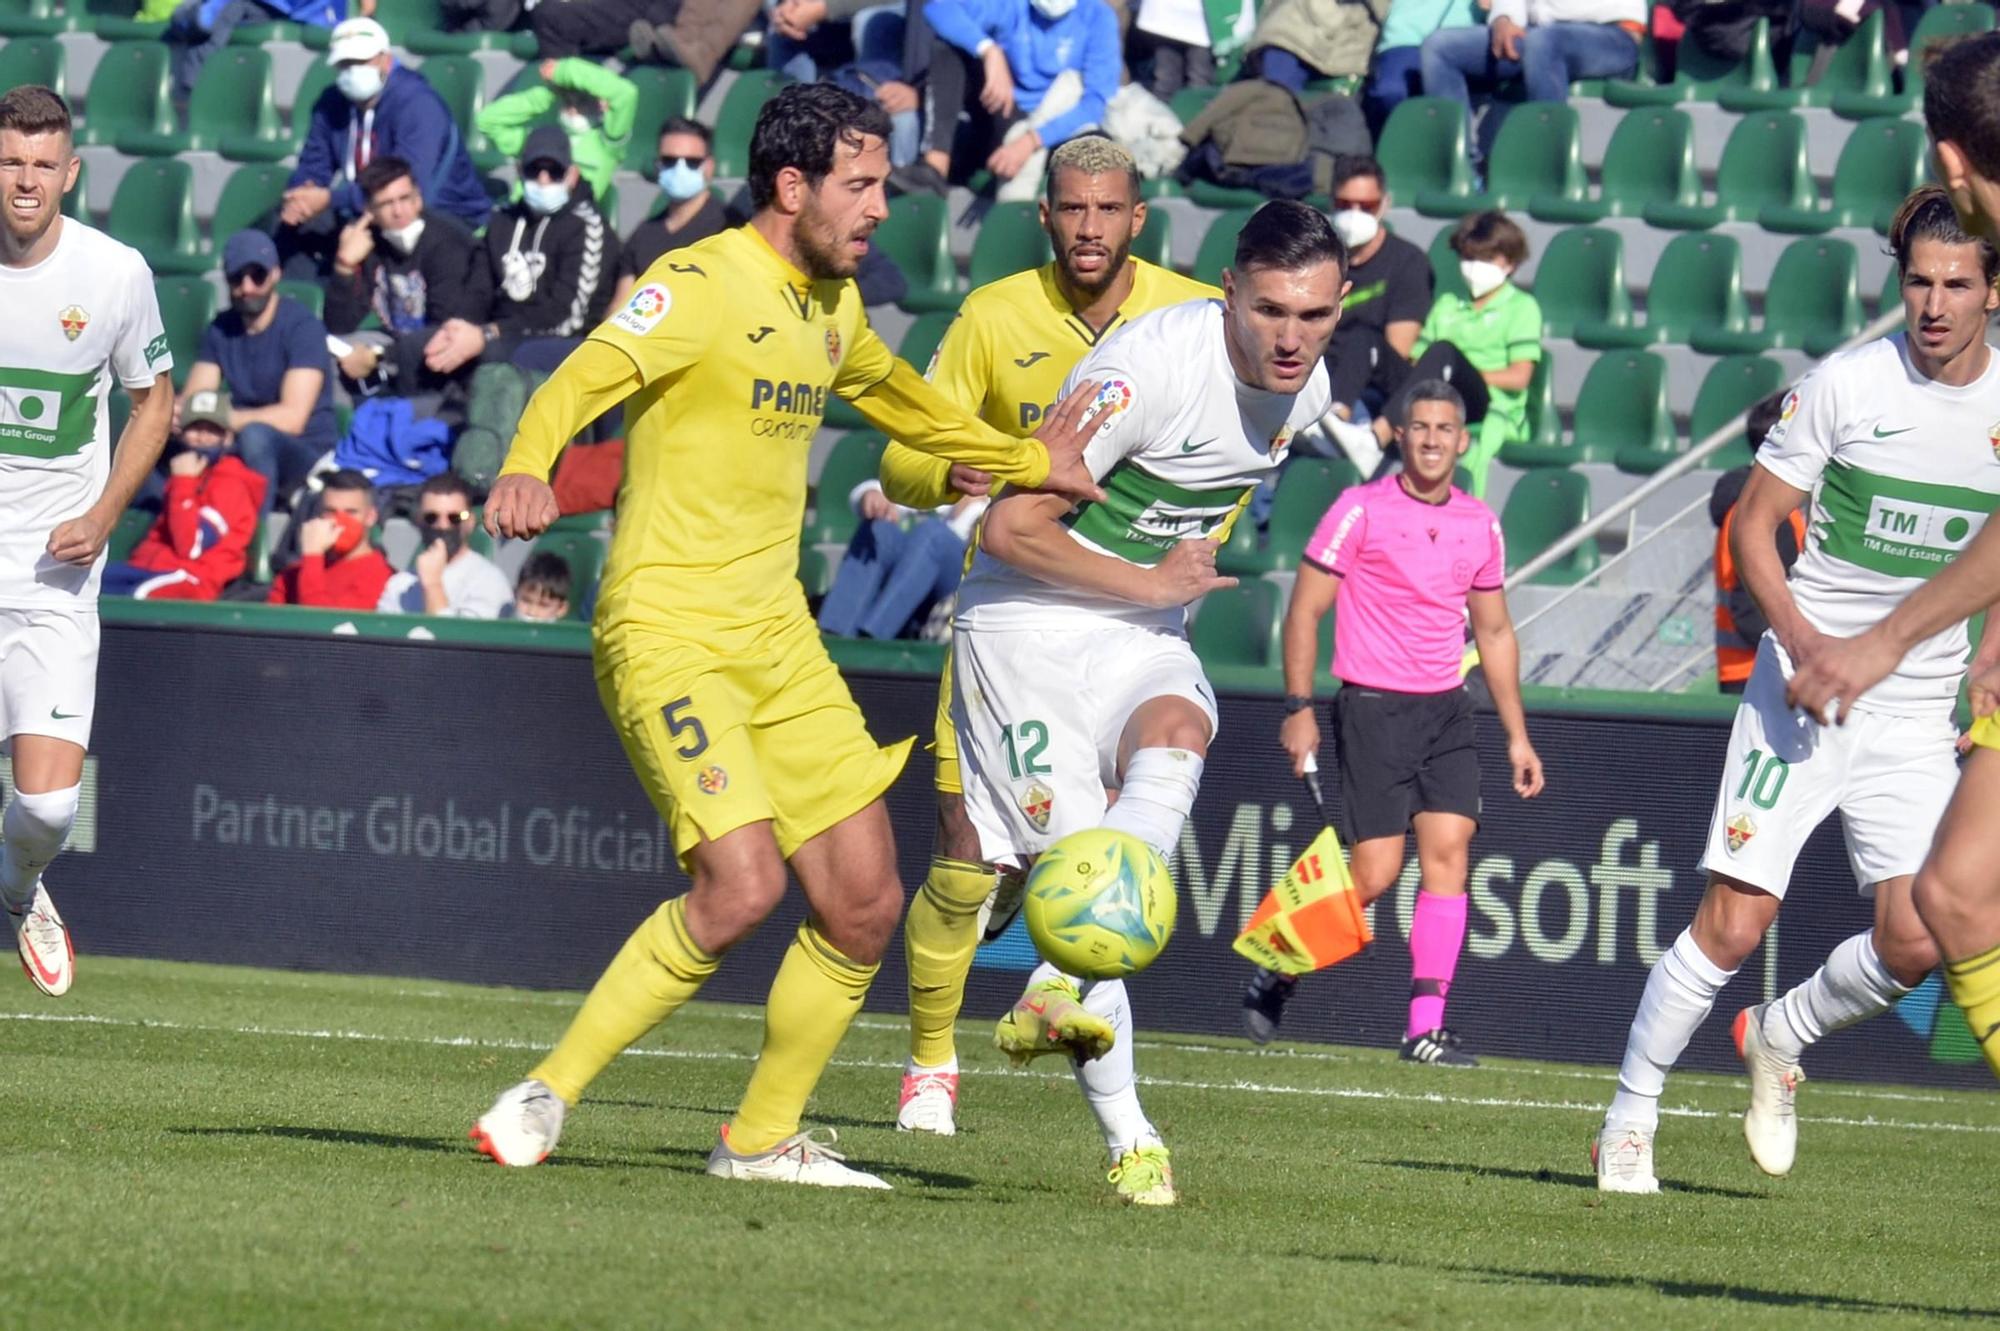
[{"xmin": 1302, "ymin": 474, "xmax": 1506, "ymax": 694}]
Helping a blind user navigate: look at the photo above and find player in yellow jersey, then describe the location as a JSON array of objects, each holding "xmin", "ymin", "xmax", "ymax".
[
  {"xmin": 467, "ymin": 83, "xmax": 1109, "ymax": 1189},
  {"xmin": 887, "ymin": 135, "xmax": 1218, "ymax": 1139}
]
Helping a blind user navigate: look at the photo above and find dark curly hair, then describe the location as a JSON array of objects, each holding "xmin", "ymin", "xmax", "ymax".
[{"xmin": 747, "ymin": 82, "xmax": 892, "ymax": 210}]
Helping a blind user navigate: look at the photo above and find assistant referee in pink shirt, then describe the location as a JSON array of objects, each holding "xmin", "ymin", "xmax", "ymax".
[{"xmin": 1243, "ymin": 380, "xmax": 1546, "ymax": 1064}]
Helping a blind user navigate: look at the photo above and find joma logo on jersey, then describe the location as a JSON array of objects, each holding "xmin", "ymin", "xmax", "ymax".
[
  {"xmin": 749, "ymin": 379, "xmax": 827, "ymax": 417},
  {"xmin": 1864, "ymin": 496, "xmax": 1984, "ymax": 559}
]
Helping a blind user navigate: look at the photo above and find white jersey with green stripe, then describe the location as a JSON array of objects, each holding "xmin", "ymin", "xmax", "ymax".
[
  {"xmin": 0, "ymin": 219, "xmax": 169, "ymax": 610},
  {"xmin": 954, "ymin": 297, "xmax": 1331, "ymax": 632},
  {"xmin": 1758, "ymin": 331, "xmax": 2000, "ymax": 717}
]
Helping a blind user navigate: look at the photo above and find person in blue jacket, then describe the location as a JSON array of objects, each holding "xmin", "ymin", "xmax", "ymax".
[
  {"xmin": 280, "ymin": 17, "xmax": 491, "ymax": 274},
  {"xmin": 168, "ymin": 0, "xmax": 345, "ymax": 102},
  {"xmin": 892, "ymin": 0, "xmax": 1119, "ymax": 200}
]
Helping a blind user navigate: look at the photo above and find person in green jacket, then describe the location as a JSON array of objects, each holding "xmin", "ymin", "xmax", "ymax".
[{"xmin": 475, "ymin": 57, "xmax": 636, "ymax": 209}]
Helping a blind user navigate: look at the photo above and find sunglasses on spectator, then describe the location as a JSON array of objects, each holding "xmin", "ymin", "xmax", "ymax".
[
  {"xmin": 419, "ymin": 509, "xmax": 472, "ymax": 527},
  {"xmin": 1332, "ymin": 196, "xmax": 1384, "ymax": 215},
  {"xmin": 659, "ymin": 154, "xmax": 706, "ymax": 170},
  {"xmin": 523, "ymin": 161, "xmax": 566, "ymax": 182},
  {"xmin": 227, "ymin": 265, "xmax": 272, "ymax": 287}
]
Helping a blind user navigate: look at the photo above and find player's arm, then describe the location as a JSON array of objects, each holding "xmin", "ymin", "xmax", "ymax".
[
  {"xmin": 879, "ymin": 312, "xmax": 988, "ymax": 508},
  {"xmin": 486, "ymin": 339, "xmax": 638, "ymax": 539},
  {"xmin": 1278, "ymin": 561, "xmax": 1339, "ymax": 778},
  {"xmin": 51, "ymin": 371, "xmax": 172, "ymax": 566},
  {"xmin": 1730, "ymin": 465, "xmax": 1819, "ymax": 664},
  {"xmin": 980, "ymin": 492, "xmax": 1235, "ymax": 605},
  {"xmin": 1468, "ymin": 587, "xmax": 1545, "ymax": 798}
]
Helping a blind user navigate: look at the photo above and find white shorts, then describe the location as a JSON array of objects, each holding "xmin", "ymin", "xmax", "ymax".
[
  {"xmin": 1699, "ymin": 639, "xmax": 1957, "ymax": 897},
  {"xmin": 0, "ymin": 607, "xmax": 98, "ymax": 752},
  {"xmin": 952, "ymin": 621, "xmax": 1218, "ymax": 868}
]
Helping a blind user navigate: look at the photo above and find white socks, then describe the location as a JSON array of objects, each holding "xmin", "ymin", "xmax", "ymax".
[
  {"xmin": 1029, "ymin": 960, "xmax": 1159, "ymax": 1160},
  {"xmin": 1104, "ymin": 748, "xmax": 1203, "ymax": 861},
  {"xmin": 1606, "ymin": 928, "xmax": 1737, "ymax": 1133},
  {"xmin": 0, "ymin": 784, "xmax": 79, "ymax": 910},
  {"xmin": 1762, "ymin": 931, "xmax": 1910, "ymax": 1063}
]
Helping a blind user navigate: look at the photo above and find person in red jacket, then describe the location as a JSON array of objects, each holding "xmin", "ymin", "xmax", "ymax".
[
  {"xmin": 267, "ymin": 468, "xmax": 394, "ymax": 609},
  {"xmin": 102, "ymin": 390, "xmax": 269, "ymax": 601}
]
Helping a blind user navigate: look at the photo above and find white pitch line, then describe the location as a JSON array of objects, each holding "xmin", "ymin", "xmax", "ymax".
[{"xmin": 5, "ymin": 1009, "xmax": 1995, "ymax": 1138}]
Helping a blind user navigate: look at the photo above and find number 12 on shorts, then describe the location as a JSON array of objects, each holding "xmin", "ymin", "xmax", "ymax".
[
  {"xmin": 1736, "ymin": 748, "xmax": 1789, "ymax": 809},
  {"xmin": 1000, "ymin": 720, "xmax": 1051, "ymax": 778}
]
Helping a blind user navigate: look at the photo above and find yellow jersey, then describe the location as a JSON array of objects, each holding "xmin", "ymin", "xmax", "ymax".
[
  {"xmin": 496, "ymin": 224, "xmax": 1053, "ymax": 649},
  {"xmin": 880, "ymin": 258, "xmax": 1219, "ymax": 508}
]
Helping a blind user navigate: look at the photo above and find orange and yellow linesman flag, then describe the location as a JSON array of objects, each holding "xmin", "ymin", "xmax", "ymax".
[{"xmin": 1232, "ymin": 827, "xmax": 1372, "ymax": 975}]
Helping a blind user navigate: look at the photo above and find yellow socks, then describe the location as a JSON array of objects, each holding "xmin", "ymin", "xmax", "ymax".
[
  {"xmin": 904, "ymin": 856, "xmax": 994, "ymax": 1069},
  {"xmin": 1945, "ymin": 943, "xmax": 2000, "ymax": 1079},
  {"xmin": 532, "ymin": 896, "xmax": 719, "ymax": 1105},
  {"xmin": 727, "ymin": 922, "xmax": 880, "ymax": 1154}
]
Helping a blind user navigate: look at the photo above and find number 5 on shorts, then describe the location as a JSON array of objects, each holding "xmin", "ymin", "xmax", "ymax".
[
  {"xmin": 663, "ymin": 696, "xmax": 709, "ymax": 759},
  {"xmin": 1736, "ymin": 749, "xmax": 1789, "ymax": 809}
]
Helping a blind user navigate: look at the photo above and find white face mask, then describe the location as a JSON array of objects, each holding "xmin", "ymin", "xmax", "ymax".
[
  {"xmin": 337, "ymin": 63, "xmax": 385, "ymax": 104},
  {"xmin": 523, "ymin": 180, "xmax": 571, "ymax": 216},
  {"xmin": 1031, "ymin": 0, "xmax": 1076, "ymax": 17},
  {"xmin": 382, "ymin": 217, "xmax": 425, "ymax": 254},
  {"xmin": 1459, "ymin": 258, "xmax": 1509, "ymax": 300},
  {"xmin": 1331, "ymin": 208, "xmax": 1379, "ymax": 251}
]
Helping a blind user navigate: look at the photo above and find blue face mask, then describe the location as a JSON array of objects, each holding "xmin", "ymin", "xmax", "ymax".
[
  {"xmin": 657, "ymin": 160, "xmax": 705, "ymax": 203},
  {"xmin": 522, "ymin": 179, "xmax": 570, "ymax": 216}
]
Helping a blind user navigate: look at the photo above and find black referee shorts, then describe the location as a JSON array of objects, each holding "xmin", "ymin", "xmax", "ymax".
[{"xmin": 1333, "ymin": 684, "xmax": 1482, "ymax": 844}]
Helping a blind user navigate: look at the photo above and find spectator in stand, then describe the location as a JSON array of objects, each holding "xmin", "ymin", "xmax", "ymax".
[
  {"xmin": 1366, "ymin": 0, "xmax": 1480, "ymax": 128},
  {"xmin": 377, "ymin": 474, "xmax": 514, "ymax": 617},
  {"xmin": 167, "ymin": 0, "xmax": 344, "ymax": 103},
  {"xmin": 268, "ymin": 469, "xmax": 395, "ymax": 608},
  {"xmin": 324, "ymin": 156, "xmax": 480, "ymax": 395},
  {"xmin": 1320, "ymin": 155, "xmax": 1434, "ymax": 426},
  {"xmin": 282, "ymin": 17, "xmax": 491, "ymax": 274},
  {"xmin": 439, "ymin": 0, "xmax": 523, "ymax": 34},
  {"xmin": 423, "ymin": 126, "xmax": 620, "ymax": 381},
  {"xmin": 476, "ymin": 58, "xmax": 638, "ymax": 210},
  {"xmin": 506, "ymin": 550, "xmax": 574, "ymax": 622},
  {"xmin": 1711, "ymin": 392, "xmax": 1802, "ymax": 695},
  {"xmin": 1240, "ymin": 0, "xmax": 1389, "ymax": 92},
  {"xmin": 532, "ymin": 0, "xmax": 680, "ymax": 58},
  {"xmin": 766, "ymin": 0, "xmax": 908, "ymax": 82},
  {"xmin": 891, "ymin": 0, "xmax": 1121, "ymax": 202},
  {"xmin": 610, "ymin": 118, "xmax": 728, "ymax": 307},
  {"xmin": 817, "ymin": 481, "xmax": 987, "ymax": 639},
  {"xmin": 102, "ymin": 390, "xmax": 267, "ymax": 601},
  {"xmin": 628, "ymin": 0, "xmax": 763, "ymax": 84},
  {"xmin": 180, "ymin": 230, "xmax": 341, "ymax": 519},
  {"xmin": 1130, "ymin": 0, "xmax": 1214, "ymax": 100},
  {"xmin": 1419, "ymin": 0, "xmax": 1642, "ymax": 122}
]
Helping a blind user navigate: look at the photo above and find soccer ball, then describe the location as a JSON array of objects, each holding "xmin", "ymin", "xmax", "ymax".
[{"xmin": 1023, "ymin": 829, "xmax": 1177, "ymax": 980}]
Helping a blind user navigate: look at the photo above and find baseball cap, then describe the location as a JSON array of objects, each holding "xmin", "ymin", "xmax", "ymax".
[
  {"xmin": 520, "ymin": 124, "xmax": 573, "ymax": 173},
  {"xmin": 182, "ymin": 389, "xmax": 231, "ymax": 432},
  {"xmin": 221, "ymin": 228, "xmax": 279, "ymax": 279},
  {"xmin": 328, "ymin": 16, "xmax": 390, "ymax": 64}
]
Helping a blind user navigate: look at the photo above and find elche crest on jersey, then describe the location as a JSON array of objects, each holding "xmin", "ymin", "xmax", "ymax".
[
  {"xmin": 1270, "ymin": 423, "xmax": 1295, "ymax": 457},
  {"xmin": 1726, "ymin": 813, "xmax": 1757, "ymax": 854},
  {"xmin": 1988, "ymin": 420, "xmax": 2000, "ymax": 462},
  {"xmin": 1021, "ymin": 782, "xmax": 1054, "ymax": 831},
  {"xmin": 57, "ymin": 305, "xmax": 88, "ymax": 342},
  {"xmin": 825, "ymin": 326, "xmax": 842, "ymax": 366}
]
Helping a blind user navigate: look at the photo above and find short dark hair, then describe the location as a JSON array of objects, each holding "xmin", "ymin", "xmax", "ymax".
[
  {"xmin": 1747, "ymin": 390, "xmax": 1788, "ymax": 453},
  {"xmin": 358, "ymin": 155, "xmax": 415, "ymax": 201},
  {"xmin": 0, "ymin": 85, "xmax": 71, "ymax": 141},
  {"xmin": 658, "ymin": 116, "xmax": 713, "ymax": 151},
  {"xmin": 419, "ymin": 472, "xmax": 473, "ymax": 507},
  {"xmin": 1450, "ymin": 210, "xmax": 1530, "ymax": 267},
  {"xmin": 1331, "ymin": 155, "xmax": 1386, "ymax": 194},
  {"xmin": 517, "ymin": 551, "xmax": 572, "ymax": 601},
  {"xmin": 747, "ymin": 82, "xmax": 891, "ymax": 210},
  {"xmin": 1888, "ymin": 183, "xmax": 2000, "ymax": 282},
  {"xmin": 1402, "ymin": 378, "xmax": 1466, "ymax": 421},
  {"xmin": 1233, "ymin": 199, "xmax": 1349, "ymax": 284},
  {"xmin": 1925, "ymin": 32, "xmax": 2000, "ymax": 182},
  {"xmin": 321, "ymin": 469, "xmax": 376, "ymax": 504}
]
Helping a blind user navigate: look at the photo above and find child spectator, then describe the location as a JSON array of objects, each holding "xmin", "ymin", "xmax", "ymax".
[
  {"xmin": 102, "ymin": 390, "xmax": 267, "ymax": 601},
  {"xmin": 508, "ymin": 551, "xmax": 574, "ymax": 622},
  {"xmin": 267, "ymin": 469, "xmax": 395, "ymax": 609}
]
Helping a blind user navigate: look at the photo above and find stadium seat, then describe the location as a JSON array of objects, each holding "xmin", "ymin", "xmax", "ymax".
[
  {"xmin": 153, "ymin": 276, "xmax": 216, "ymax": 390},
  {"xmin": 1642, "ymin": 111, "xmax": 1813, "ymax": 229},
  {"xmin": 75, "ymin": 41, "xmax": 174, "ymax": 148},
  {"xmin": 1425, "ymin": 225, "xmax": 1470, "ymax": 301},
  {"xmin": 59, "ymin": 157, "xmax": 87, "ymax": 222},
  {"xmin": 798, "ymin": 544, "xmax": 832, "ymax": 600},
  {"xmin": 621, "ymin": 67, "xmax": 700, "ymax": 172},
  {"xmin": 1186, "ymin": 179, "xmax": 1286, "ymax": 210},
  {"xmin": 1835, "ymin": 1, "xmax": 1995, "ymax": 118},
  {"xmin": 806, "ymin": 431, "xmax": 888, "ymax": 545},
  {"xmin": 418, "ymin": 54, "xmax": 485, "ymax": 140},
  {"xmin": 0, "ymin": 0, "xmax": 66, "ymax": 37},
  {"xmin": 1531, "ymin": 227, "xmax": 1629, "ymax": 340},
  {"xmin": 290, "ymin": 58, "xmax": 340, "ymax": 148},
  {"xmin": 1575, "ymin": 232, "xmax": 1746, "ymax": 349},
  {"xmin": 1523, "ymin": 353, "xmax": 1560, "ymax": 448},
  {"xmin": 1530, "ymin": 108, "xmax": 1697, "ymax": 223},
  {"xmin": 1502, "ymin": 469, "xmax": 1596, "ymax": 584},
  {"xmin": 108, "ymin": 507, "xmax": 152, "ymax": 563},
  {"xmin": 1192, "ymin": 208, "xmax": 1253, "ymax": 286},
  {"xmin": 1720, "ymin": 11, "xmax": 1891, "ymax": 111},
  {"xmin": 203, "ymin": 48, "xmax": 295, "ymax": 161},
  {"xmin": 210, "ymin": 163, "xmax": 290, "ymax": 251},
  {"xmin": 1414, "ymin": 102, "xmax": 1584, "ymax": 216},
  {"xmin": 872, "ymin": 194, "xmax": 957, "ymax": 312},
  {"xmin": 0, "ymin": 36, "xmax": 63, "ymax": 98},
  {"xmin": 967, "ymin": 202, "xmax": 1054, "ymax": 289},
  {"xmin": 529, "ymin": 531, "xmax": 605, "ymax": 609},
  {"xmin": 1604, "ymin": 18, "xmax": 1776, "ymax": 106},
  {"xmin": 1504, "ymin": 350, "xmax": 1667, "ymax": 467},
  {"xmin": 1689, "ymin": 237, "xmax": 1862, "ymax": 356},
  {"xmin": 714, "ymin": 71, "xmax": 792, "ymax": 177},
  {"xmin": 1759, "ymin": 117, "xmax": 1926, "ymax": 234},
  {"xmin": 278, "ymin": 280, "xmax": 325, "ymax": 320},
  {"xmin": 108, "ymin": 161, "xmax": 209, "ymax": 277},
  {"xmin": 1375, "ymin": 97, "xmax": 1472, "ymax": 200},
  {"xmin": 899, "ymin": 310, "xmax": 957, "ymax": 373},
  {"xmin": 1678, "ymin": 354, "xmax": 1790, "ymax": 472},
  {"xmin": 1189, "ymin": 581, "xmax": 1281, "ymax": 667},
  {"xmin": 88, "ymin": 0, "xmax": 166, "ymax": 40},
  {"xmin": 1876, "ymin": 261, "xmax": 1902, "ymax": 320},
  {"xmin": 1133, "ymin": 209, "xmax": 1173, "ymax": 271},
  {"xmin": 1221, "ymin": 458, "xmax": 1358, "ymax": 576}
]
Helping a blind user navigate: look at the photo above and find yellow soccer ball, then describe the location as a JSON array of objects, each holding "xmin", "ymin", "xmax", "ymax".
[{"xmin": 1023, "ymin": 829, "xmax": 1177, "ymax": 980}]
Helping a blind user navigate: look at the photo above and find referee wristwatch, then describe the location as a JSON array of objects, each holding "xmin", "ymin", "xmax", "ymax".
[{"xmin": 1283, "ymin": 694, "xmax": 1315, "ymax": 716}]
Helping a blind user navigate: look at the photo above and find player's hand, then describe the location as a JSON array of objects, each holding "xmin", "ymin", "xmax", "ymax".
[
  {"xmin": 948, "ymin": 463, "xmax": 993, "ymax": 497},
  {"xmin": 1147, "ymin": 537, "xmax": 1235, "ymax": 607},
  {"xmin": 1971, "ymin": 659, "xmax": 2000, "ymax": 721},
  {"xmin": 1280, "ymin": 708, "xmax": 1320, "ymax": 779},
  {"xmin": 1027, "ymin": 378, "xmax": 1109, "ymax": 505},
  {"xmin": 980, "ymin": 46, "xmax": 1016, "ymax": 117},
  {"xmin": 47, "ymin": 509, "xmax": 111, "ymax": 566},
  {"xmin": 297, "ymin": 515, "xmax": 339, "ymax": 557},
  {"xmin": 1490, "ymin": 15, "xmax": 1525, "ymax": 60},
  {"xmin": 858, "ymin": 487, "xmax": 899, "ymax": 522},
  {"xmin": 486, "ymin": 473, "xmax": 560, "ymax": 541},
  {"xmin": 1785, "ymin": 627, "xmax": 1899, "ymax": 725},
  {"xmin": 415, "ymin": 535, "xmax": 449, "ymax": 584},
  {"xmin": 1509, "ymin": 734, "xmax": 1545, "ymax": 798},
  {"xmin": 335, "ymin": 215, "xmax": 375, "ymax": 272}
]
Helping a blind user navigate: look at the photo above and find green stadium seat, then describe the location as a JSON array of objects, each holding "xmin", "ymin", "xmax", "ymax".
[
  {"xmin": 108, "ymin": 161, "xmax": 209, "ymax": 277},
  {"xmin": 968, "ymin": 201, "xmax": 1054, "ymax": 289},
  {"xmin": 1425, "ymin": 225, "xmax": 1471, "ymax": 301},
  {"xmin": 76, "ymin": 41, "xmax": 173, "ymax": 148},
  {"xmin": 0, "ymin": 0, "xmax": 67, "ymax": 37},
  {"xmin": 227, "ymin": 18, "xmax": 304, "ymax": 44},
  {"xmin": 1720, "ymin": 10, "xmax": 1891, "ymax": 111},
  {"xmin": 1192, "ymin": 208, "xmax": 1253, "ymax": 286},
  {"xmin": 153, "ymin": 276, "xmax": 216, "ymax": 390},
  {"xmin": 1530, "ymin": 107, "xmax": 1697, "ymax": 223},
  {"xmin": 1185, "ymin": 179, "xmax": 1286, "ymax": 210},
  {"xmin": 1679, "ymin": 354, "xmax": 1789, "ymax": 472},
  {"xmin": 1835, "ymin": 1, "xmax": 1995, "ymax": 118},
  {"xmin": 418, "ymin": 54, "xmax": 485, "ymax": 138},
  {"xmin": 620, "ymin": 67, "xmax": 700, "ymax": 172},
  {"xmin": 899, "ymin": 310, "xmax": 957, "ymax": 373},
  {"xmin": 1689, "ymin": 236, "xmax": 1862, "ymax": 356},
  {"xmin": 1133, "ymin": 209, "xmax": 1173, "ymax": 270},
  {"xmin": 798, "ymin": 544, "xmax": 833, "ymax": 600},
  {"xmin": 1414, "ymin": 102, "xmax": 1584, "ymax": 217},
  {"xmin": 1503, "ymin": 349, "xmax": 1667, "ymax": 467},
  {"xmin": 714, "ymin": 71, "xmax": 792, "ymax": 177},
  {"xmin": 1877, "ymin": 260, "xmax": 1903, "ymax": 320},
  {"xmin": 1524, "ymin": 353, "xmax": 1559, "ymax": 448},
  {"xmin": 1376, "ymin": 97, "xmax": 1472, "ymax": 200},
  {"xmin": 1759, "ymin": 117, "xmax": 1926, "ymax": 234},
  {"xmin": 1170, "ymin": 86, "xmax": 1220, "ymax": 125},
  {"xmin": 529, "ymin": 531, "xmax": 604, "ymax": 611},
  {"xmin": 88, "ymin": 0, "xmax": 166, "ymax": 40},
  {"xmin": 278, "ymin": 280, "xmax": 324, "ymax": 320},
  {"xmin": 290, "ymin": 58, "xmax": 340, "ymax": 148},
  {"xmin": 806, "ymin": 431, "xmax": 888, "ymax": 545},
  {"xmin": 1576, "ymin": 231, "xmax": 1747, "ymax": 349},
  {"xmin": 123, "ymin": 47, "xmax": 287, "ymax": 158},
  {"xmin": 210, "ymin": 163, "xmax": 289, "ymax": 252},
  {"xmin": 370, "ymin": 0, "xmax": 442, "ymax": 45},
  {"xmin": 1190, "ymin": 581, "xmax": 1281, "ymax": 668},
  {"xmin": 1531, "ymin": 226, "xmax": 1629, "ymax": 339},
  {"xmin": 0, "ymin": 36, "xmax": 63, "ymax": 98},
  {"xmin": 1642, "ymin": 111, "xmax": 1813, "ymax": 229},
  {"xmin": 1220, "ymin": 458, "xmax": 1358, "ymax": 576},
  {"xmin": 872, "ymin": 194, "xmax": 958, "ymax": 313},
  {"xmin": 1604, "ymin": 17, "xmax": 1776, "ymax": 106},
  {"xmin": 1502, "ymin": 469, "xmax": 1596, "ymax": 584},
  {"xmin": 59, "ymin": 156, "xmax": 87, "ymax": 222},
  {"xmin": 108, "ymin": 507, "xmax": 153, "ymax": 563}
]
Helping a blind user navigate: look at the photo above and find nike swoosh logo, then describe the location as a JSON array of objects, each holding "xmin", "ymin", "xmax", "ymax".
[
  {"xmin": 747, "ymin": 326, "xmax": 775, "ymax": 344},
  {"xmin": 1873, "ymin": 425, "xmax": 1914, "ymax": 438},
  {"xmin": 1013, "ymin": 352, "xmax": 1048, "ymax": 368},
  {"xmin": 49, "ymin": 707, "xmax": 79, "ymax": 720},
  {"xmin": 1181, "ymin": 437, "xmax": 1219, "ymax": 453}
]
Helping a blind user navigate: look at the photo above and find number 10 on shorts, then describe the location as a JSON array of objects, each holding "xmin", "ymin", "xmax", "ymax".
[{"xmin": 1736, "ymin": 748, "xmax": 1790, "ymax": 809}]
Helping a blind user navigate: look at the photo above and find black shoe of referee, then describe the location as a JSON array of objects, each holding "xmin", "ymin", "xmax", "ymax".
[
  {"xmin": 1242, "ymin": 968, "xmax": 1297, "ymax": 1045},
  {"xmin": 1400, "ymin": 1027, "xmax": 1479, "ymax": 1067}
]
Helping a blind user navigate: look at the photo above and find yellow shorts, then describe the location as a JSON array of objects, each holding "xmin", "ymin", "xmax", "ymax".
[
  {"xmin": 596, "ymin": 612, "xmax": 913, "ymax": 869},
  {"xmin": 1971, "ymin": 711, "xmax": 2000, "ymax": 752},
  {"xmin": 930, "ymin": 652, "xmax": 961, "ymax": 796}
]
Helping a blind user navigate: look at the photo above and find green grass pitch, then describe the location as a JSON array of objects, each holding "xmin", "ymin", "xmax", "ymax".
[{"xmin": 1, "ymin": 957, "xmax": 1995, "ymax": 1330}]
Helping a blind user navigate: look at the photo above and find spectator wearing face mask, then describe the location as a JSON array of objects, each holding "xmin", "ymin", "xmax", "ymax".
[
  {"xmin": 268, "ymin": 470, "xmax": 396, "ymax": 608},
  {"xmin": 507, "ymin": 551, "xmax": 574, "ymax": 622},
  {"xmin": 377, "ymin": 474, "xmax": 514, "ymax": 617},
  {"xmin": 324, "ymin": 156, "xmax": 480, "ymax": 392},
  {"xmin": 102, "ymin": 389, "xmax": 268, "ymax": 601},
  {"xmin": 1317, "ymin": 156, "xmax": 1433, "ymax": 426},
  {"xmin": 476, "ymin": 58, "xmax": 638, "ymax": 212},
  {"xmin": 611, "ymin": 118, "xmax": 727, "ymax": 308}
]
